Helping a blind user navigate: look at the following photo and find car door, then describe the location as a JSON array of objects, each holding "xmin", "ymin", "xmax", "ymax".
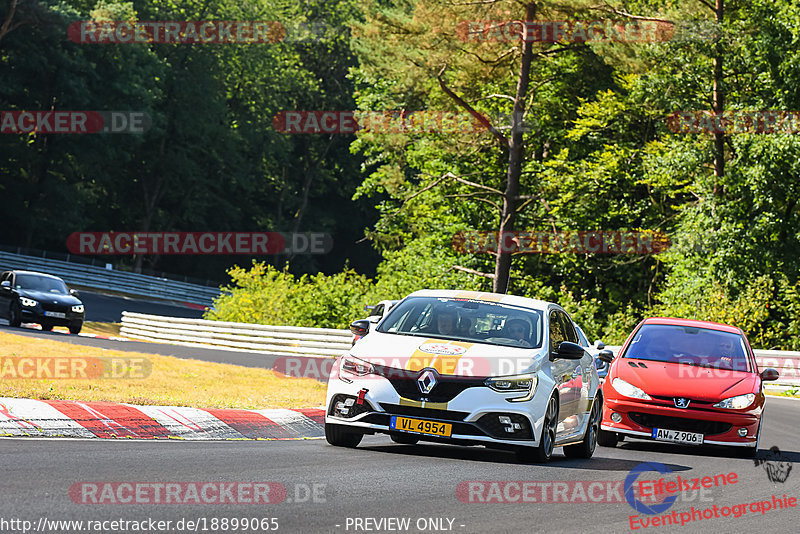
[
  {"xmin": 558, "ymin": 311, "xmax": 589, "ymax": 431},
  {"xmin": 548, "ymin": 309, "xmax": 576, "ymax": 435}
]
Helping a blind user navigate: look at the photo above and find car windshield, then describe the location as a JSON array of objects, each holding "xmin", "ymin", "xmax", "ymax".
[
  {"xmin": 15, "ymin": 274, "xmax": 70, "ymax": 294},
  {"xmin": 623, "ymin": 324, "xmax": 750, "ymax": 371},
  {"xmin": 376, "ymin": 296, "xmax": 544, "ymax": 349}
]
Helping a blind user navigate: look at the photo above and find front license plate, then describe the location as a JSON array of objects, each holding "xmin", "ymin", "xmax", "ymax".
[
  {"xmin": 652, "ymin": 428, "xmax": 704, "ymax": 445},
  {"xmin": 390, "ymin": 416, "xmax": 452, "ymax": 437},
  {"xmin": 44, "ymin": 311, "xmax": 66, "ymax": 319}
]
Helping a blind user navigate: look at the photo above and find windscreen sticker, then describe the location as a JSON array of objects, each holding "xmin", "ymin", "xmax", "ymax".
[
  {"xmin": 417, "ymin": 342, "xmax": 469, "ymax": 356},
  {"xmin": 453, "ymin": 291, "xmax": 504, "ymax": 302}
]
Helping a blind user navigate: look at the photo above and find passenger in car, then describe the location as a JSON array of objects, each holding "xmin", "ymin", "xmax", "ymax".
[{"xmin": 457, "ymin": 316, "xmax": 472, "ymax": 337}]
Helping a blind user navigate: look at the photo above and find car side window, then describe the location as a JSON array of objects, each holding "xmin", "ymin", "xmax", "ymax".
[
  {"xmin": 373, "ymin": 304, "xmax": 384, "ymax": 317},
  {"xmin": 575, "ymin": 325, "xmax": 589, "ymax": 347},
  {"xmin": 559, "ymin": 312, "xmax": 579, "ymax": 344},
  {"xmin": 549, "ymin": 311, "xmax": 565, "ymax": 352}
]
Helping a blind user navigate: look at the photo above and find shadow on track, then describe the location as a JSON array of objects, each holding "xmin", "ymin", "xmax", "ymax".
[
  {"xmin": 358, "ymin": 441, "xmax": 691, "ymax": 472},
  {"xmin": 613, "ymin": 440, "xmax": 799, "ymax": 462}
]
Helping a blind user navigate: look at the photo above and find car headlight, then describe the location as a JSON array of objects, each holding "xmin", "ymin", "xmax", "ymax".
[
  {"xmin": 71, "ymin": 305, "xmax": 84, "ymax": 313},
  {"xmin": 340, "ymin": 355, "xmax": 374, "ymax": 378},
  {"xmin": 713, "ymin": 393, "xmax": 755, "ymax": 409},
  {"xmin": 20, "ymin": 297, "xmax": 37, "ymax": 307},
  {"xmin": 485, "ymin": 373, "xmax": 538, "ymax": 402},
  {"xmin": 612, "ymin": 378, "xmax": 652, "ymax": 400}
]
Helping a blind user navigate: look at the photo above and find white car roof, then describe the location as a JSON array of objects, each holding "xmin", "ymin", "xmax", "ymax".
[{"xmin": 405, "ymin": 289, "xmax": 553, "ymax": 311}]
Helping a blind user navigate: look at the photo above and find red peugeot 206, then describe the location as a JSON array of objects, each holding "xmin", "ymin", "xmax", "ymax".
[{"xmin": 597, "ymin": 317, "xmax": 779, "ymax": 456}]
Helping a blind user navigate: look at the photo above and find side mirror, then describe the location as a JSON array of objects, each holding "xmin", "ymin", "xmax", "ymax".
[
  {"xmin": 551, "ymin": 341, "xmax": 585, "ymax": 360},
  {"xmin": 594, "ymin": 339, "xmax": 605, "ymax": 350},
  {"xmin": 760, "ymin": 368, "xmax": 779, "ymax": 382},
  {"xmin": 0, "ymin": 281, "xmax": 10, "ymax": 290},
  {"xmin": 350, "ymin": 320, "xmax": 370, "ymax": 337},
  {"xmin": 598, "ymin": 349, "xmax": 614, "ymax": 364},
  {"xmin": 70, "ymin": 289, "xmax": 79, "ymax": 297}
]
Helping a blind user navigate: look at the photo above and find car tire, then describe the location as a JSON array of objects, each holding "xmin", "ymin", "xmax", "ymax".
[
  {"xmin": 564, "ymin": 395, "xmax": 601, "ymax": 459},
  {"xmin": 8, "ymin": 302, "xmax": 22, "ymax": 327},
  {"xmin": 390, "ymin": 433, "xmax": 419, "ymax": 445},
  {"xmin": 517, "ymin": 394, "xmax": 559, "ymax": 463},
  {"xmin": 325, "ymin": 423, "xmax": 363, "ymax": 448},
  {"xmin": 597, "ymin": 428, "xmax": 619, "ymax": 447},
  {"xmin": 40, "ymin": 322, "xmax": 53, "ymax": 331},
  {"xmin": 69, "ymin": 321, "xmax": 83, "ymax": 335}
]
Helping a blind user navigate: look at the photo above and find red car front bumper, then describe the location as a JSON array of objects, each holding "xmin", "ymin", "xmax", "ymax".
[{"xmin": 601, "ymin": 396, "xmax": 761, "ymax": 447}]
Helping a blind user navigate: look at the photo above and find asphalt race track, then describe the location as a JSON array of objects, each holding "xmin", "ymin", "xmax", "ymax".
[
  {"xmin": 78, "ymin": 290, "xmax": 207, "ymax": 323},
  {"xmin": 0, "ymin": 397, "xmax": 797, "ymax": 533}
]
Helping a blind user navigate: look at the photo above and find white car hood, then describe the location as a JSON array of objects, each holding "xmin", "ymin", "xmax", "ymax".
[{"xmin": 349, "ymin": 331, "xmax": 546, "ymax": 377}]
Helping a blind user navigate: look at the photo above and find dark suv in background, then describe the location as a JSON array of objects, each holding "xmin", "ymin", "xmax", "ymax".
[{"xmin": 0, "ymin": 270, "xmax": 85, "ymax": 334}]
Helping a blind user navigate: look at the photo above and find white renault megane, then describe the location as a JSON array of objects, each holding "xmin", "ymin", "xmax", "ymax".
[{"xmin": 324, "ymin": 290, "xmax": 602, "ymax": 462}]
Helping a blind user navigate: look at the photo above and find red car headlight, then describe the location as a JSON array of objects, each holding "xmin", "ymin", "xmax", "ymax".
[
  {"xmin": 611, "ymin": 378, "xmax": 652, "ymax": 400},
  {"xmin": 713, "ymin": 393, "xmax": 755, "ymax": 409}
]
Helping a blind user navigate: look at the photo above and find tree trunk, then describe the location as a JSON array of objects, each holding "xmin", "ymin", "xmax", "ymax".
[
  {"xmin": 712, "ymin": 0, "xmax": 725, "ymax": 190},
  {"xmin": 493, "ymin": 3, "xmax": 536, "ymax": 294}
]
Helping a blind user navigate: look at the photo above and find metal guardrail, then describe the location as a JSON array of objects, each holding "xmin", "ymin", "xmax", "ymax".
[
  {"xmin": 120, "ymin": 312, "xmax": 354, "ymax": 358},
  {"xmin": 752, "ymin": 350, "xmax": 800, "ymax": 388},
  {"xmin": 119, "ymin": 315, "xmax": 800, "ymax": 389},
  {"xmin": 0, "ymin": 251, "xmax": 221, "ymax": 307}
]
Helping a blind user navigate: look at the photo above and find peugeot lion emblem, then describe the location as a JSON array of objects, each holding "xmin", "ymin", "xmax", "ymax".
[
  {"xmin": 674, "ymin": 397, "xmax": 690, "ymax": 409},
  {"xmin": 417, "ymin": 369, "xmax": 438, "ymax": 394}
]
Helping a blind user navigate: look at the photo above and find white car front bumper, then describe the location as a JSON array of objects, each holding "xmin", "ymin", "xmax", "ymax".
[{"xmin": 325, "ymin": 369, "xmax": 551, "ymax": 449}]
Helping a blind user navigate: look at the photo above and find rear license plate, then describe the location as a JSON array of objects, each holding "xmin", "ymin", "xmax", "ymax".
[
  {"xmin": 44, "ymin": 311, "xmax": 66, "ymax": 319},
  {"xmin": 390, "ymin": 416, "xmax": 452, "ymax": 437},
  {"xmin": 652, "ymin": 428, "xmax": 703, "ymax": 445}
]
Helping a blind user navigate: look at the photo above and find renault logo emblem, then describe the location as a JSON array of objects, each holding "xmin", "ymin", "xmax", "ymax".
[
  {"xmin": 417, "ymin": 369, "xmax": 438, "ymax": 394},
  {"xmin": 674, "ymin": 397, "xmax": 690, "ymax": 409}
]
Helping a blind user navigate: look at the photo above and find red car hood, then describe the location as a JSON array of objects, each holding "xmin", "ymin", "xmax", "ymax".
[{"xmin": 614, "ymin": 359, "xmax": 758, "ymax": 402}]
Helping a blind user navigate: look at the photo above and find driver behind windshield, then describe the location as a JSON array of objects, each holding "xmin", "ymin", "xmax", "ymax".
[
  {"xmin": 425, "ymin": 308, "xmax": 458, "ymax": 336},
  {"xmin": 505, "ymin": 318, "xmax": 532, "ymax": 347}
]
